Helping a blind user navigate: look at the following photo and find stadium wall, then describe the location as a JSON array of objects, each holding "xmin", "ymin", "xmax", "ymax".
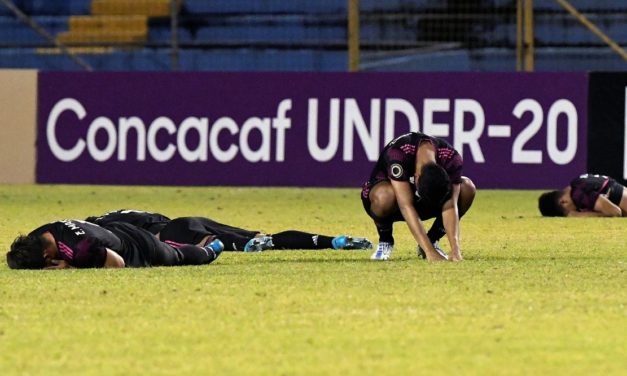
[
  {"xmin": 2, "ymin": 70, "xmax": 625, "ymax": 188},
  {"xmin": 0, "ymin": 70, "xmax": 37, "ymax": 183}
]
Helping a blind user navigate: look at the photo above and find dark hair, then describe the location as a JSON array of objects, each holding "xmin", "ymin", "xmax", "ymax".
[
  {"xmin": 6, "ymin": 234, "xmax": 48, "ymax": 269},
  {"xmin": 417, "ymin": 163, "xmax": 451, "ymax": 206},
  {"xmin": 538, "ymin": 190, "xmax": 565, "ymax": 217}
]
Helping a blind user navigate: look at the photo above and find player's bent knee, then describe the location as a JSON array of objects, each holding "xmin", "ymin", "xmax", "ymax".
[
  {"xmin": 370, "ymin": 199, "xmax": 396, "ymax": 218},
  {"xmin": 458, "ymin": 177, "xmax": 476, "ymax": 215},
  {"xmin": 461, "ymin": 177, "xmax": 477, "ymax": 197},
  {"xmin": 369, "ymin": 184, "xmax": 397, "ymax": 218}
]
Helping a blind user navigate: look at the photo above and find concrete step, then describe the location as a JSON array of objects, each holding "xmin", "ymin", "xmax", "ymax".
[
  {"xmin": 57, "ymin": 30, "xmax": 147, "ymax": 45},
  {"xmin": 91, "ymin": 0, "xmax": 177, "ymax": 17},
  {"xmin": 68, "ymin": 15, "xmax": 148, "ymax": 34}
]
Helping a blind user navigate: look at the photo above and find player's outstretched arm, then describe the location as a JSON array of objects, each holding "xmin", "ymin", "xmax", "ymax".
[
  {"xmin": 566, "ymin": 210, "xmax": 603, "ymax": 217},
  {"xmin": 390, "ymin": 180, "xmax": 446, "ymax": 261},
  {"xmin": 565, "ymin": 195, "xmax": 620, "ymax": 217},
  {"xmin": 592, "ymin": 195, "xmax": 622, "ymax": 217}
]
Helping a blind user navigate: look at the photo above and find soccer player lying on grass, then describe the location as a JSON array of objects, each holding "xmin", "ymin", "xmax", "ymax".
[
  {"xmin": 538, "ymin": 173, "xmax": 627, "ymax": 217},
  {"xmin": 361, "ymin": 132, "xmax": 476, "ymax": 261},
  {"xmin": 86, "ymin": 209, "xmax": 372, "ymax": 252},
  {"xmin": 6, "ymin": 219, "xmax": 223, "ymax": 269}
]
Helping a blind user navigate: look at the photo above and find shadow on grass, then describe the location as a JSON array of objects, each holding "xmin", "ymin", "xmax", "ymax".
[{"xmin": 217, "ymin": 251, "xmax": 615, "ymax": 266}]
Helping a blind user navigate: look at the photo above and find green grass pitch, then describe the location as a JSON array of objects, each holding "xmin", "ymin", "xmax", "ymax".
[{"xmin": 0, "ymin": 184, "xmax": 625, "ymax": 375}]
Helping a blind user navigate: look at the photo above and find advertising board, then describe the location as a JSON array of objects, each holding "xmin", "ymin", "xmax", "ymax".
[{"xmin": 38, "ymin": 72, "xmax": 588, "ymax": 188}]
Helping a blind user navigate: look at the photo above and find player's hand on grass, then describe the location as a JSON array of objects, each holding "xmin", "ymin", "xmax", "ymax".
[
  {"xmin": 449, "ymin": 251, "xmax": 463, "ymax": 262},
  {"xmin": 427, "ymin": 254, "xmax": 448, "ymax": 262},
  {"xmin": 45, "ymin": 260, "xmax": 73, "ymax": 269},
  {"xmin": 419, "ymin": 243, "xmax": 449, "ymax": 261}
]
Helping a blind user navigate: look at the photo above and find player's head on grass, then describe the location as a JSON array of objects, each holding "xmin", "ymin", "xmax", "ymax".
[
  {"xmin": 6, "ymin": 234, "xmax": 49, "ymax": 269},
  {"xmin": 538, "ymin": 190, "xmax": 565, "ymax": 217},
  {"xmin": 417, "ymin": 163, "xmax": 451, "ymax": 206}
]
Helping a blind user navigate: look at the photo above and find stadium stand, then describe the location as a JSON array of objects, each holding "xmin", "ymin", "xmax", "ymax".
[
  {"xmin": 359, "ymin": 0, "xmax": 627, "ymax": 71},
  {"xmin": 0, "ymin": 0, "xmax": 624, "ymax": 71}
]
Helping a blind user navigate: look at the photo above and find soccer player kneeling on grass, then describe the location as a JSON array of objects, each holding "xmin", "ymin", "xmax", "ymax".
[
  {"xmin": 538, "ymin": 173, "xmax": 627, "ymax": 217},
  {"xmin": 361, "ymin": 132, "xmax": 476, "ymax": 261},
  {"xmin": 6, "ymin": 220, "xmax": 223, "ymax": 269}
]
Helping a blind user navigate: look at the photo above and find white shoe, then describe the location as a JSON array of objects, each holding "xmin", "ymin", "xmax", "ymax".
[{"xmin": 370, "ymin": 242, "xmax": 393, "ymax": 260}]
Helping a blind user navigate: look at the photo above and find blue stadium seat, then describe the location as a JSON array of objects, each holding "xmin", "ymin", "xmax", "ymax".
[
  {"xmin": 360, "ymin": 0, "xmax": 515, "ymax": 12},
  {"xmin": 128, "ymin": 49, "xmax": 171, "ymax": 70},
  {"xmin": 191, "ymin": 16, "xmax": 345, "ymax": 44},
  {"xmin": 490, "ymin": 23, "xmax": 516, "ymax": 45},
  {"xmin": 361, "ymin": 49, "xmax": 472, "ymax": 71},
  {"xmin": 67, "ymin": 0, "xmax": 92, "ymax": 15},
  {"xmin": 0, "ymin": 3, "xmax": 13, "ymax": 16},
  {"xmin": 360, "ymin": 19, "xmax": 420, "ymax": 42},
  {"xmin": 0, "ymin": 48, "xmax": 70, "ymax": 70},
  {"xmin": 148, "ymin": 23, "xmax": 193, "ymax": 44},
  {"xmin": 0, "ymin": 15, "xmax": 68, "ymax": 46},
  {"xmin": 177, "ymin": 48, "xmax": 345, "ymax": 71},
  {"xmin": 1, "ymin": 0, "xmax": 91, "ymax": 15},
  {"xmin": 360, "ymin": 46, "xmax": 627, "ymax": 72},
  {"xmin": 534, "ymin": 48, "xmax": 627, "ymax": 70},
  {"xmin": 534, "ymin": 14, "xmax": 627, "ymax": 45},
  {"xmin": 182, "ymin": 0, "xmax": 345, "ymax": 15},
  {"xmin": 0, "ymin": 47, "xmax": 346, "ymax": 71},
  {"xmin": 465, "ymin": 47, "xmax": 627, "ymax": 72}
]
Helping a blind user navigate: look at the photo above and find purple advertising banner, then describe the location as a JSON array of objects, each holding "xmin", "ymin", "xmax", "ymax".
[{"xmin": 37, "ymin": 72, "xmax": 587, "ymax": 188}]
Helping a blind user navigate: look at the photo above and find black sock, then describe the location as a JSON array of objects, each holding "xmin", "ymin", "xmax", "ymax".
[
  {"xmin": 427, "ymin": 216, "xmax": 446, "ymax": 243},
  {"xmin": 428, "ymin": 203, "xmax": 472, "ymax": 242},
  {"xmin": 271, "ymin": 231, "xmax": 334, "ymax": 249},
  {"xmin": 178, "ymin": 244, "xmax": 219, "ymax": 265},
  {"xmin": 376, "ymin": 223, "xmax": 394, "ymax": 244},
  {"xmin": 212, "ymin": 234, "xmax": 250, "ymax": 251}
]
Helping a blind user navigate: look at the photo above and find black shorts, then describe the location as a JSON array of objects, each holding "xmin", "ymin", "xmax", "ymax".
[
  {"xmin": 360, "ymin": 180, "xmax": 441, "ymax": 223},
  {"xmin": 607, "ymin": 181, "xmax": 624, "ymax": 206},
  {"xmin": 102, "ymin": 222, "xmax": 182, "ymax": 267},
  {"xmin": 159, "ymin": 217, "xmax": 259, "ymax": 246}
]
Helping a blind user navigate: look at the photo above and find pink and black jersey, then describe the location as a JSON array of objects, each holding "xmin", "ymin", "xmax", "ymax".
[
  {"xmin": 570, "ymin": 174, "xmax": 624, "ymax": 211},
  {"xmin": 29, "ymin": 220, "xmax": 121, "ymax": 268},
  {"xmin": 365, "ymin": 132, "xmax": 463, "ymax": 188}
]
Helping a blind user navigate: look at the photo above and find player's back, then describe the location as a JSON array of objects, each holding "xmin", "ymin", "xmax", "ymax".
[{"xmin": 86, "ymin": 209, "xmax": 171, "ymax": 234}]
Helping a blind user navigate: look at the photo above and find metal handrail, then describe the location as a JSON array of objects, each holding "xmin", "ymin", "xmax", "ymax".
[{"xmin": 554, "ymin": 0, "xmax": 627, "ymax": 62}]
